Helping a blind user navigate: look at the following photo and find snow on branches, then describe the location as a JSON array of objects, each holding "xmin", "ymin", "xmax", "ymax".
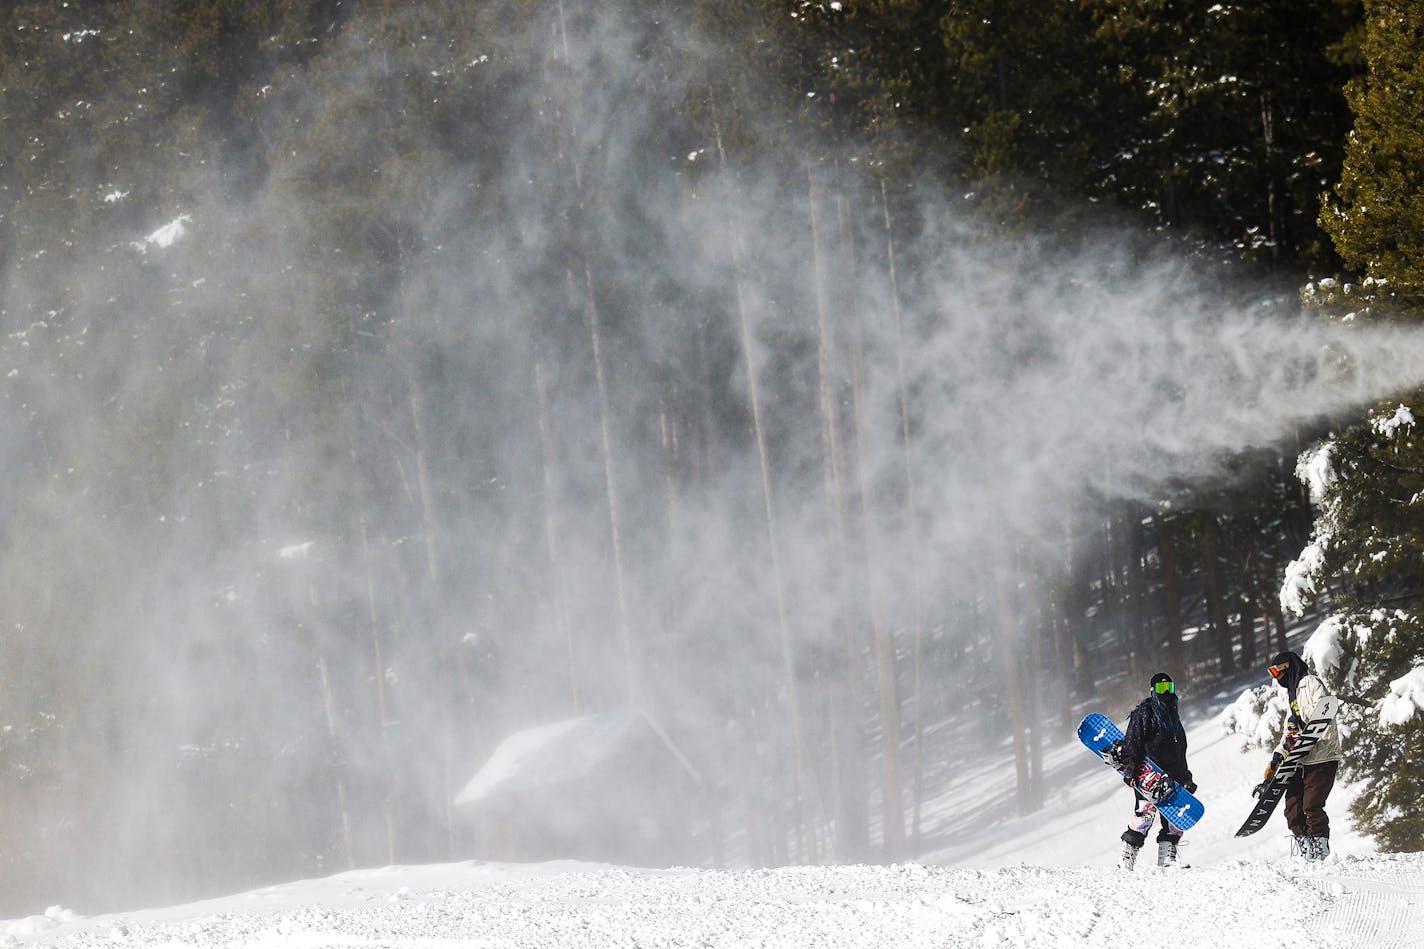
[
  {"xmin": 1380, "ymin": 667, "xmax": 1424, "ymax": 727},
  {"xmin": 1279, "ymin": 441, "xmax": 1337, "ymax": 618},
  {"xmin": 1296, "ymin": 441, "xmax": 1337, "ymax": 503},
  {"xmin": 1371, "ymin": 404, "xmax": 1416, "ymax": 439},
  {"xmin": 1219, "ymin": 685, "xmax": 1290, "ymax": 751},
  {"xmin": 1280, "ymin": 543, "xmax": 1328, "ymax": 618}
]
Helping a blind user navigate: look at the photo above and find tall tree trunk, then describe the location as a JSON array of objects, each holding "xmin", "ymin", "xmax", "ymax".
[
  {"xmin": 533, "ymin": 361, "xmax": 578, "ymax": 711},
  {"xmin": 358, "ymin": 519, "xmax": 397, "ymax": 865},
  {"xmin": 553, "ymin": 0, "xmax": 634, "ymax": 704},
  {"xmin": 877, "ymin": 180, "xmax": 927, "ymax": 850},
  {"xmin": 581, "ymin": 264, "xmax": 638, "ymax": 705},
  {"xmin": 1200, "ymin": 520, "xmax": 1234, "ymax": 675},
  {"xmin": 990, "ymin": 522, "xmax": 1031, "ymax": 816},
  {"xmin": 658, "ymin": 394, "xmax": 684, "ymax": 658},
  {"xmin": 1059, "ymin": 524, "xmax": 1095, "ymax": 696},
  {"xmin": 696, "ymin": 322, "xmax": 719, "ymax": 484},
  {"xmin": 315, "ymin": 646, "xmax": 355, "ymax": 870},
  {"xmin": 1026, "ymin": 578, "xmax": 1045, "ymax": 810},
  {"xmin": 1262, "ymin": 560, "xmax": 1290, "ymax": 656},
  {"xmin": 871, "ymin": 180, "xmax": 928, "ymax": 843},
  {"xmin": 1127, "ymin": 511, "xmax": 1148, "ymax": 679},
  {"xmin": 1050, "ymin": 571, "xmax": 1074, "ymax": 731},
  {"xmin": 1239, "ymin": 595, "xmax": 1258, "ymax": 670},
  {"xmin": 1260, "ymin": 88, "xmax": 1281, "ymax": 269},
  {"xmin": 1156, "ymin": 516, "xmax": 1184, "ymax": 673},
  {"xmin": 396, "ymin": 242, "xmax": 466, "ymax": 856},
  {"xmin": 818, "ymin": 182, "xmax": 903, "ymax": 860},
  {"xmin": 807, "ymin": 184, "xmax": 868, "ymax": 863},
  {"xmin": 299, "ymin": 560, "xmax": 354, "ymax": 870},
  {"xmin": 829, "ymin": 615, "xmax": 869, "ymax": 863},
  {"xmin": 715, "ymin": 120, "xmax": 809, "ymax": 862},
  {"xmin": 804, "ymin": 179, "xmax": 848, "ymax": 865}
]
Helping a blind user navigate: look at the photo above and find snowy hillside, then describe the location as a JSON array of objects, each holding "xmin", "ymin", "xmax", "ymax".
[{"xmin": 7, "ymin": 677, "xmax": 1423, "ymax": 948}]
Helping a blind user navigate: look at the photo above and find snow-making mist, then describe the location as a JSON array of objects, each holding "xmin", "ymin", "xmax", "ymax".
[{"xmin": 0, "ymin": 1, "xmax": 1420, "ymax": 917}]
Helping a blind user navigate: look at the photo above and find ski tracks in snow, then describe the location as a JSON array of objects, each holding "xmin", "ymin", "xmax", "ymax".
[{"xmin": 1299, "ymin": 855, "xmax": 1424, "ymax": 949}]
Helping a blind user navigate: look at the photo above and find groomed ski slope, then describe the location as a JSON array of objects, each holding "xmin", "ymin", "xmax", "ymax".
[
  {"xmin": 6, "ymin": 676, "xmax": 1422, "ymax": 948},
  {"xmin": 6, "ymin": 854, "xmax": 1422, "ymax": 949}
]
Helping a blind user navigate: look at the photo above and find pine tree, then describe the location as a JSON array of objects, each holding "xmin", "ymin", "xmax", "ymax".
[
  {"xmin": 1286, "ymin": 0, "xmax": 1424, "ymax": 850},
  {"xmin": 1085, "ymin": 0, "xmax": 1360, "ymax": 268},
  {"xmin": 1322, "ymin": 0, "xmax": 1424, "ymax": 299}
]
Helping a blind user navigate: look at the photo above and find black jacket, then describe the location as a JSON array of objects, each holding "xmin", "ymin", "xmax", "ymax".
[{"xmin": 1121, "ymin": 692, "xmax": 1193, "ymax": 786}]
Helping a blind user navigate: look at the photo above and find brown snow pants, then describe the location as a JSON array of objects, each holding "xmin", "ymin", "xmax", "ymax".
[{"xmin": 1283, "ymin": 759, "xmax": 1338, "ymax": 839}]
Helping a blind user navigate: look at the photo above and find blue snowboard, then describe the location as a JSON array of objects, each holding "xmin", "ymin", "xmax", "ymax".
[{"xmin": 1078, "ymin": 712, "xmax": 1205, "ymax": 831}]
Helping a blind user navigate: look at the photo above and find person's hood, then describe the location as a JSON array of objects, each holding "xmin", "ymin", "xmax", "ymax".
[{"xmin": 1270, "ymin": 650, "xmax": 1309, "ymax": 694}]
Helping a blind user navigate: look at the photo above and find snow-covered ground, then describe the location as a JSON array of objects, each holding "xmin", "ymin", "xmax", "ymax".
[
  {"xmin": 8, "ymin": 855, "xmax": 1424, "ymax": 949},
  {"xmin": 7, "ymin": 676, "xmax": 1423, "ymax": 948}
]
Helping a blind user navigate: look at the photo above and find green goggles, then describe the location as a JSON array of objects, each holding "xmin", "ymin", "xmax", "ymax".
[{"xmin": 1153, "ymin": 680, "xmax": 1175, "ymax": 694}]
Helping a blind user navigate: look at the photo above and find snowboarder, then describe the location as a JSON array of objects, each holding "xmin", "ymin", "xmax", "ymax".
[
  {"xmin": 1118, "ymin": 672, "xmax": 1196, "ymax": 869},
  {"xmin": 1253, "ymin": 650, "xmax": 1341, "ymax": 860}
]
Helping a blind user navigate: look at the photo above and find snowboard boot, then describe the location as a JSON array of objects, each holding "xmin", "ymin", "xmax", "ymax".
[
  {"xmin": 1305, "ymin": 835, "xmax": 1331, "ymax": 861},
  {"xmin": 1120, "ymin": 829, "xmax": 1146, "ymax": 870},
  {"xmin": 1157, "ymin": 838, "xmax": 1180, "ymax": 868}
]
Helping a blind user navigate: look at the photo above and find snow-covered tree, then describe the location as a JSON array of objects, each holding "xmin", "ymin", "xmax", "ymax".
[
  {"xmin": 1280, "ymin": 0, "xmax": 1424, "ymax": 850},
  {"xmin": 1280, "ymin": 406, "xmax": 1424, "ymax": 849}
]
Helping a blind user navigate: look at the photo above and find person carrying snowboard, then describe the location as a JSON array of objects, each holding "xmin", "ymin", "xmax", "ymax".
[
  {"xmin": 1118, "ymin": 672, "xmax": 1196, "ymax": 869},
  {"xmin": 1254, "ymin": 650, "xmax": 1341, "ymax": 860}
]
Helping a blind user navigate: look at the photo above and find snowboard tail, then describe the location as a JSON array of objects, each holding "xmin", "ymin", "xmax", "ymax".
[
  {"xmin": 1078, "ymin": 713, "xmax": 1204, "ymax": 832},
  {"xmin": 1233, "ymin": 695, "xmax": 1340, "ymax": 838}
]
